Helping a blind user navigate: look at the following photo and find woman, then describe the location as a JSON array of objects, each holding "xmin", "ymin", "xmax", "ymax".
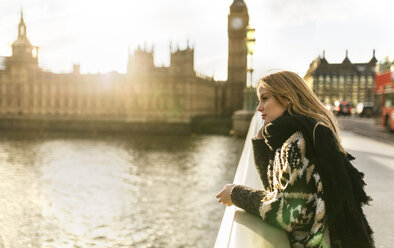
[{"xmin": 216, "ymin": 71, "xmax": 374, "ymax": 248}]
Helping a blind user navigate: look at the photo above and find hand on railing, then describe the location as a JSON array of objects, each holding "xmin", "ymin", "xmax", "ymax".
[{"xmin": 216, "ymin": 184, "xmax": 236, "ymax": 207}]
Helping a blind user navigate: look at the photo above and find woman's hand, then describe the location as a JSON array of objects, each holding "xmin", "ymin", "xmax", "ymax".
[{"xmin": 216, "ymin": 184, "xmax": 236, "ymax": 206}]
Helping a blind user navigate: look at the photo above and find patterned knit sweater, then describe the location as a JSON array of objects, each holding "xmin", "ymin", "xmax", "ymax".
[{"xmin": 230, "ymin": 131, "xmax": 330, "ymax": 248}]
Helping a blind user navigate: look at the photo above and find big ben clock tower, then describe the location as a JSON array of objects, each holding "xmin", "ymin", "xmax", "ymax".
[{"xmin": 226, "ymin": 0, "xmax": 249, "ymax": 114}]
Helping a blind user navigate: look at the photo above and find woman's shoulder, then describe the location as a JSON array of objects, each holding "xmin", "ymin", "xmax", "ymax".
[
  {"xmin": 292, "ymin": 113, "xmax": 337, "ymax": 147},
  {"xmin": 313, "ymin": 123, "xmax": 338, "ymax": 146}
]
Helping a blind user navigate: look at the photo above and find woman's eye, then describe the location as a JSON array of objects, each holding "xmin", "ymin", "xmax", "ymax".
[{"xmin": 262, "ymin": 97, "xmax": 268, "ymax": 101}]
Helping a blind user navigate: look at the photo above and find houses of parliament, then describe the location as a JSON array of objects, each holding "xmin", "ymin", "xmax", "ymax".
[{"xmin": 0, "ymin": 0, "xmax": 250, "ymax": 128}]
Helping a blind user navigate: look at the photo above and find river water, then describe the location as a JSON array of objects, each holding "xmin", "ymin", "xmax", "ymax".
[{"xmin": 0, "ymin": 131, "xmax": 244, "ymax": 248}]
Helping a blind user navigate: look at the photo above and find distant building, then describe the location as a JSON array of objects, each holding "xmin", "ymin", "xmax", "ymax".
[
  {"xmin": 304, "ymin": 50, "xmax": 377, "ymax": 106},
  {"xmin": 0, "ymin": 2, "xmax": 250, "ymax": 124}
]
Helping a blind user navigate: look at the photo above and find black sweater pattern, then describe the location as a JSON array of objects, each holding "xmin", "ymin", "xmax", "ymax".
[
  {"xmin": 231, "ymin": 131, "xmax": 329, "ymax": 247},
  {"xmin": 230, "ymin": 113, "xmax": 374, "ymax": 248}
]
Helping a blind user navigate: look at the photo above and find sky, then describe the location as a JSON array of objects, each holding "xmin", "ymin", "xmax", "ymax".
[{"xmin": 0, "ymin": 0, "xmax": 393, "ymax": 82}]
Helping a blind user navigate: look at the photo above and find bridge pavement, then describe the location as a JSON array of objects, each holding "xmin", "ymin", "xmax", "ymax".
[
  {"xmin": 340, "ymin": 130, "xmax": 394, "ymax": 248},
  {"xmin": 337, "ymin": 116, "xmax": 394, "ymax": 145}
]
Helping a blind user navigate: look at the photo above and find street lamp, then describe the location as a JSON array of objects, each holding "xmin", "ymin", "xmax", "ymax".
[
  {"xmin": 232, "ymin": 26, "xmax": 256, "ymax": 136},
  {"xmin": 246, "ymin": 27, "xmax": 255, "ymax": 88},
  {"xmin": 243, "ymin": 26, "xmax": 256, "ymax": 111}
]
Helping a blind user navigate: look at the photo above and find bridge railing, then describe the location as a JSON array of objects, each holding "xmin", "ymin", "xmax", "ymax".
[{"xmin": 214, "ymin": 112, "xmax": 290, "ymax": 248}]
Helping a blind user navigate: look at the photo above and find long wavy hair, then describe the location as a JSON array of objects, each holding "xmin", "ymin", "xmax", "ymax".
[{"xmin": 257, "ymin": 70, "xmax": 345, "ymax": 153}]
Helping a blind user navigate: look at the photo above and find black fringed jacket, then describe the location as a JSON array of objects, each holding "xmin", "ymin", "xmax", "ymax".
[{"xmin": 230, "ymin": 113, "xmax": 374, "ymax": 248}]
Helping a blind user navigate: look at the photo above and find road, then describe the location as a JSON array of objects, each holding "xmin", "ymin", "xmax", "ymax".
[
  {"xmin": 338, "ymin": 116, "xmax": 394, "ymax": 145},
  {"xmin": 338, "ymin": 118, "xmax": 394, "ymax": 248}
]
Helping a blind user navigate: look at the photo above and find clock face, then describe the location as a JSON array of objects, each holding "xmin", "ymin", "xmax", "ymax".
[{"xmin": 231, "ymin": 17, "xmax": 243, "ymax": 30}]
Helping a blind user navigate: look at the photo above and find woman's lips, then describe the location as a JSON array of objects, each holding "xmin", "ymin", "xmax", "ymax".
[{"xmin": 261, "ymin": 114, "xmax": 266, "ymax": 119}]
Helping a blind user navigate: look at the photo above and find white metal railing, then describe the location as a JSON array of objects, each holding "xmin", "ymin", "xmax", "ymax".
[{"xmin": 214, "ymin": 113, "xmax": 290, "ymax": 248}]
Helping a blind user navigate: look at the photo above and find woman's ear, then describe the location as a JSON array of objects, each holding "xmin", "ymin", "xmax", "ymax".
[{"xmin": 278, "ymin": 96, "xmax": 290, "ymax": 107}]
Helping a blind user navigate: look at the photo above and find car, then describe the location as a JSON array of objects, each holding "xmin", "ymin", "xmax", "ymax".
[
  {"xmin": 335, "ymin": 101, "xmax": 352, "ymax": 116},
  {"xmin": 356, "ymin": 102, "xmax": 374, "ymax": 117}
]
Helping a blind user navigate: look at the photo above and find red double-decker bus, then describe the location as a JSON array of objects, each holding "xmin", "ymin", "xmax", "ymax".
[{"xmin": 375, "ymin": 58, "xmax": 394, "ymax": 132}]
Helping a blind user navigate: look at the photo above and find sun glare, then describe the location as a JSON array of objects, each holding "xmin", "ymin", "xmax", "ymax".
[{"xmin": 39, "ymin": 0, "xmax": 160, "ymax": 74}]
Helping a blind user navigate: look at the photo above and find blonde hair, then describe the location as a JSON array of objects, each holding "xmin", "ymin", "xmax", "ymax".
[{"xmin": 257, "ymin": 70, "xmax": 345, "ymax": 153}]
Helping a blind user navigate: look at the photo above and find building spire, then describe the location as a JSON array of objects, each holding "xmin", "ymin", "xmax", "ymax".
[
  {"xmin": 342, "ymin": 49, "xmax": 351, "ymax": 64},
  {"xmin": 11, "ymin": 10, "xmax": 37, "ymax": 63},
  {"xmin": 369, "ymin": 49, "xmax": 377, "ymax": 64},
  {"xmin": 18, "ymin": 8, "xmax": 27, "ymax": 39},
  {"xmin": 320, "ymin": 50, "xmax": 328, "ymax": 63}
]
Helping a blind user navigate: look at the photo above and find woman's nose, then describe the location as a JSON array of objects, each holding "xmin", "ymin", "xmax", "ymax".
[{"xmin": 257, "ymin": 102, "xmax": 263, "ymax": 112}]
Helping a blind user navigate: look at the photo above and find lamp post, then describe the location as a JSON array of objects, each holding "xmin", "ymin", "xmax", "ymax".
[
  {"xmin": 232, "ymin": 26, "xmax": 256, "ymax": 136},
  {"xmin": 244, "ymin": 26, "xmax": 257, "ymax": 111},
  {"xmin": 246, "ymin": 27, "xmax": 255, "ymax": 87}
]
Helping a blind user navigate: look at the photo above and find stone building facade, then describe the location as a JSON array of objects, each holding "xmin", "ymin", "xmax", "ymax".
[
  {"xmin": 0, "ymin": 12, "xmax": 231, "ymax": 124},
  {"xmin": 0, "ymin": 0, "xmax": 249, "ymax": 125},
  {"xmin": 304, "ymin": 50, "xmax": 377, "ymax": 106}
]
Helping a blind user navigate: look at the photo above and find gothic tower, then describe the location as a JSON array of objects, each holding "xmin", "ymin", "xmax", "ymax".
[
  {"xmin": 170, "ymin": 42, "xmax": 195, "ymax": 76},
  {"xmin": 226, "ymin": 0, "xmax": 249, "ymax": 114},
  {"xmin": 127, "ymin": 45, "xmax": 154, "ymax": 75},
  {"xmin": 6, "ymin": 10, "xmax": 39, "ymax": 77}
]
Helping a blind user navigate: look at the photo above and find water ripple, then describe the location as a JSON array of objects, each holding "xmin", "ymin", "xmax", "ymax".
[{"xmin": 0, "ymin": 133, "xmax": 243, "ymax": 247}]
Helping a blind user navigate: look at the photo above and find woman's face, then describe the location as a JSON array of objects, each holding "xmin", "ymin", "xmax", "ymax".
[{"xmin": 256, "ymin": 86, "xmax": 287, "ymax": 125}]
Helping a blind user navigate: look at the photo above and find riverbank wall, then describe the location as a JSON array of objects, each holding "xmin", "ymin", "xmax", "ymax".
[{"xmin": 0, "ymin": 116, "xmax": 233, "ymax": 135}]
